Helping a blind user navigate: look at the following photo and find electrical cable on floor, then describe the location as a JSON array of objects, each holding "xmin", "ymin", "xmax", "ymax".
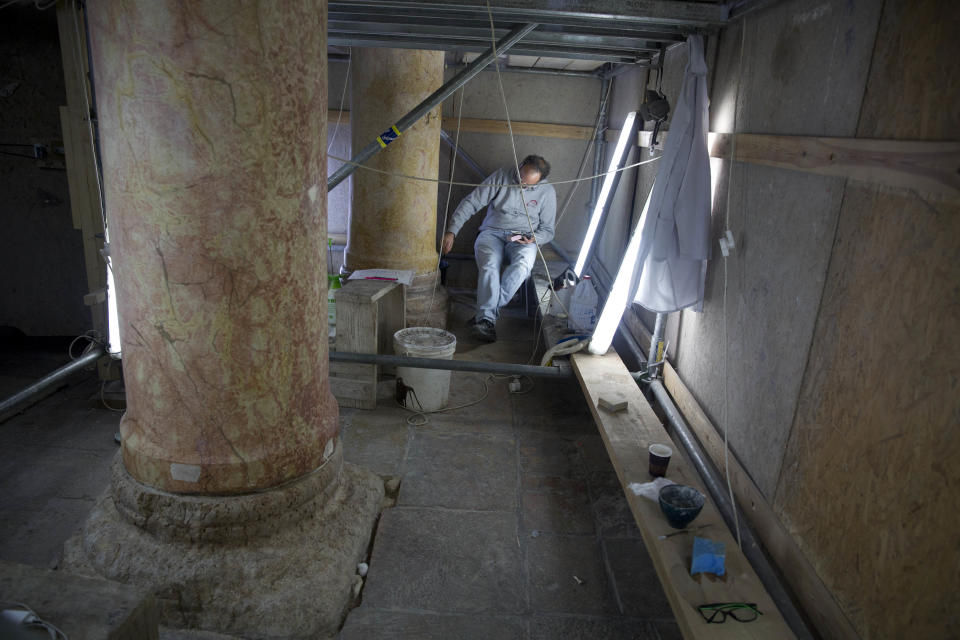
[
  {"xmin": 395, "ymin": 374, "xmax": 493, "ymax": 426},
  {"xmin": 0, "ymin": 601, "xmax": 68, "ymax": 639}
]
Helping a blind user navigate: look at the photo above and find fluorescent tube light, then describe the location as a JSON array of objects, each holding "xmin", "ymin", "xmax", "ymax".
[
  {"xmin": 587, "ymin": 189, "xmax": 651, "ymax": 355},
  {"xmin": 574, "ymin": 111, "xmax": 637, "ymax": 277}
]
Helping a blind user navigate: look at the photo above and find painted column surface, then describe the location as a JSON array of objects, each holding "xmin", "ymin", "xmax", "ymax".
[
  {"xmin": 346, "ymin": 48, "xmax": 443, "ymax": 274},
  {"xmin": 88, "ymin": 0, "xmax": 336, "ymax": 494}
]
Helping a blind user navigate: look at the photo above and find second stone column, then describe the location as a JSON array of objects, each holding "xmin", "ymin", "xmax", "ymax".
[{"xmin": 346, "ymin": 47, "xmax": 448, "ymax": 327}]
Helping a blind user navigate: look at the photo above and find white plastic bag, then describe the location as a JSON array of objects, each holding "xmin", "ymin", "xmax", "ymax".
[{"xmin": 568, "ymin": 276, "xmax": 598, "ymax": 332}]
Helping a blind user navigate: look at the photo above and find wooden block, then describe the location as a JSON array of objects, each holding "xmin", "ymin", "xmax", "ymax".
[{"xmin": 597, "ymin": 396, "xmax": 628, "ymax": 412}]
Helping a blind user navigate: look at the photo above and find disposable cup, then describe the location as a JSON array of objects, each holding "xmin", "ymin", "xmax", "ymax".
[{"xmin": 648, "ymin": 443, "xmax": 672, "ymax": 477}]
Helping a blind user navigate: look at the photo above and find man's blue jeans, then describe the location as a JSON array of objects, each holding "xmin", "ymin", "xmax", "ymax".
[{"xmin": 474, "ymin": 229, "xmax": 537, "ymax": 323}]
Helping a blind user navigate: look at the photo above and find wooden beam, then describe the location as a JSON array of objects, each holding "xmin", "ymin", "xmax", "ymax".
[
  {"xmin": 716, "ymin": 133, "xmax": 959, "ymax": 201},
  {"xmin": 620, "ymin": 128, "xmax": 960, "ymax": 200},
  {"xmin": 571, "ymin": 350, "xmax": 796, "ymax": 640},
  {"xmin": 623, "ymin": 309, "xmax": 859, "ymax": 640},
  {"xmin": 333, "ymin": 107, "xmax": 959, "ymax": 198}
]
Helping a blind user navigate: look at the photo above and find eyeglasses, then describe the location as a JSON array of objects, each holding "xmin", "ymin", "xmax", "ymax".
[{"xmin": 697, "ymin": 602, "xmax": 762, "ymax": 624}]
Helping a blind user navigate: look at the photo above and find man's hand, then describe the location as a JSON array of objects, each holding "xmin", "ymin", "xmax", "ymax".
[
  {"xmin": 441, "ymin": 231, "xmax": 455, "ymax": 254},
  {"xmin": 516, "ymin": 234, "xmax": 536, "ymax": 244}
]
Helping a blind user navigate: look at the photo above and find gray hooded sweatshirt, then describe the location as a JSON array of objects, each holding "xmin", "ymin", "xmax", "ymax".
[{"xmin": 447, "ymin": 167, "xmax": 556, "ymax": 244}]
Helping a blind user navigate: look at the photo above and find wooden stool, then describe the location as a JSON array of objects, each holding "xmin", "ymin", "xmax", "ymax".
[{"xmin": 329, "ymin": 279, "xmax": 405, "ymax": 409}]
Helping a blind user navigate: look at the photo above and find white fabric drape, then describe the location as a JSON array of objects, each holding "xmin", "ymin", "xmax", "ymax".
[{"xmin": 631, "ymin": 35, "xmax": 711, "ymax": 313}]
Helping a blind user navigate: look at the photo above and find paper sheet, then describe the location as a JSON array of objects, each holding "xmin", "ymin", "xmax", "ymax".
[{"xmin": 347, "ymin": 269, "xmax": 415, "ymax": 286}]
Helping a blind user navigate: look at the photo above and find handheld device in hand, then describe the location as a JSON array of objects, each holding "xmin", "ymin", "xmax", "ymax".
[{"xmin": 510, "ymin": 233, "xmax": 534, "ymax": 242}]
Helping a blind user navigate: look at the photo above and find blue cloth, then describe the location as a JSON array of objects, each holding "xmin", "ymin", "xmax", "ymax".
[
  {"xmin": 474, "ymin": 229, "xmax": 537, "ymax": 323},
  {"xmin": 691, "ymin": 536, "xmax": 726, "ymax": 577}
]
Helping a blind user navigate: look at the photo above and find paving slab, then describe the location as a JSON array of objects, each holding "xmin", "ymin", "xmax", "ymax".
[
  {"xmin": 518, "ymin": 431, "xmax": 585, "ymax": 480},
  {"xmin": 0, "ymin": 497, "xmax": 95, "ymax": 568},
  {"xmin": 441, "ymin": 370, "xmax": 513, "ymax": 422},
  {"xmin": 521, "ymin": 489, "xmax": 595, "ymax": 536},
  {"xmin": 528, "ymin": 615, "xmax": 660, "ymax": 640},
  {"xmin": 0, "ymin": 559, "xmax": 159, "ymax": 639},
  {"xmin": 414, "ymin": 412, "xmax": 514, "ymax": 440},
  {"xmin": 398, "ymin": 431, "xmax": 517, "ymax": 511},
  {"xmin": 603, "ymin": 538, "xmax": 672, "ymax": 618},
  {"xmin": 0, "ymin": 444, "xmax": 113, "ymax": 510},
  {"xmin": 590, "ymin": 482, "xmax": 642, "ymax": 539},
  {"xmin": 339, "ymin": 607, "xmax": 525, "ymax": 640},
  {"xmin": 341, "ymin": 411, "xmax": 409, "ymax": 477},
  {"xmin": 362, "ymin": 507, "xmax": 524, "ymax": 614},
  {"xmin": 525, "ymin": 534, "xmax": 618, "ymax": 615}
]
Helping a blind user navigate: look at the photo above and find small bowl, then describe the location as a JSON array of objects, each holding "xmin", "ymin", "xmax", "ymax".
[{"xmin": 658, "ymin": 484, "xmax": 706, "ymax": 529}]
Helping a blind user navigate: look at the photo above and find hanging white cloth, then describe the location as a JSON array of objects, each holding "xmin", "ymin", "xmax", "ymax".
[{"xmin": 631, "ymin": 35, "xmax": 711, "ymax": 313}]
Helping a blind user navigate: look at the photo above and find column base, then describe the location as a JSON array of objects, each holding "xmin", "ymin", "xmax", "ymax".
[
  {"xmin": 63, "ymin": 441, "xmax": 384, "ymax": 639},
  {"xmin": 405, "ymin": 269, "xmax": 449, "ymax": 329}
]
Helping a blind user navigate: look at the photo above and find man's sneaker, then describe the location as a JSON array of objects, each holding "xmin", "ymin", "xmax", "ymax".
[{"xmin": 471, "ymin": 319, "xmax": 497, "ymax": 343}]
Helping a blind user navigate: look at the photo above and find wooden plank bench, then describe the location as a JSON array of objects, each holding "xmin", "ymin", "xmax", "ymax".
[
  {"xmin": 330, "ymin": 279, "xmax": 405, "ymax": 409},
  {"xmin": 571, "ymin": 350, "xmax": 796, "ymax": 639}
]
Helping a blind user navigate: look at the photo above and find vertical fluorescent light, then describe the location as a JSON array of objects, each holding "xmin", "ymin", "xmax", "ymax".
[
  {"xmin": 574, "ymin": 111, "xmax": 637, "ymax": 277},
  {"xmin": 104, "ymin": 228, "xmax": 122, "ymax": 358},
  {"xmin": 587, "ymin": 189, "xmax": 652, "ymax": 355}
]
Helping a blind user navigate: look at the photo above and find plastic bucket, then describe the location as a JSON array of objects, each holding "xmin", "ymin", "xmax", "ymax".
[{"xmin": 393, "ymin": 327, "xmax": 457, "ymax": 412}]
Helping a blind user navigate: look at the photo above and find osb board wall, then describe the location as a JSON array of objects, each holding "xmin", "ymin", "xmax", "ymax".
[{"xmin": 773, "ymin": 1, "xmax": 960, "ymax": 638}]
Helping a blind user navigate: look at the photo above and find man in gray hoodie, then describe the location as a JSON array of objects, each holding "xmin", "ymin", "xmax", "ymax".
[{"xmin": 441, "ymin": 155, "xmax": 556, "ymax": 342}]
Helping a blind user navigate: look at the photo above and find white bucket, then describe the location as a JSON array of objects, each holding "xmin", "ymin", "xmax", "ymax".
[{"xmin": 393, "ymin": 327, "xmax": 457, "ymax": 412}]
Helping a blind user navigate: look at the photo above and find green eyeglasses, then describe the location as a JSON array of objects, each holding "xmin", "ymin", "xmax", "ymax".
[{"xmin": 697, "ymin": 602, "xmax": 762, "ymax": 624}]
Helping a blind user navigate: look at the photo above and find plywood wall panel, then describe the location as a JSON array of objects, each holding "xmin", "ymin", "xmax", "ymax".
[
  {"xmin": 774, "ymin": 1, "xmax": 960, "ymax": 637},
  {"xmin": 774, "ymin": 182, "xmax": 960, "ymax": 639}
]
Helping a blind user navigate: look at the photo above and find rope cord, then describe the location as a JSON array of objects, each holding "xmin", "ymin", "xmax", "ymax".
[
  {"xmin": 722, "ymin": 18, "xmax": 748, "ymax": 552},
  {"xmin": 328, "ymin": 47, "xmax": 351, "ymax": 152},
  {"xmin": 327, "ymin": 152, "xmax": 659, "ymax": 190},
  {"xmin": 428, "ymin": 86, "xmax": 466, "ymax": 317},
  {"xmin": 555, "ymin": 79, "xmax": 613, "ymax": 227}
]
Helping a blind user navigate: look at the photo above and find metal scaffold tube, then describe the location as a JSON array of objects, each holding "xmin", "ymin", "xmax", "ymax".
[
  {"xmin": 329, "ymin": 350, "xmax": 572, "ymax": 378},
  {"xmin": 0, "ymin": 346, "xmax": 105, "ymax": 423},
  {"xmin": 327, "ymin": 22, "xmax": 538, "ymax": 191}
]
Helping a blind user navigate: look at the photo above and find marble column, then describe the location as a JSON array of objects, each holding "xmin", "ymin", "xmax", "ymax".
[
  {"xmin": 92, "ymin": 1, "xmax": 336, "ymax": 495},
  {"xmin": 346, "ymin": 47, "xmax": 449, "ymax": 327},
  {"xmin": 65, "ymin": 3, "xmax": 384, "ymax": 637}
]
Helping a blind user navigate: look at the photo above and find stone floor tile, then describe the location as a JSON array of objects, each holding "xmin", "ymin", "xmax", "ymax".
[
  {"xmin": 415, "ymin": 412, "xmax": 514, "ymax": 440},
  {"xmin": 398, "ymin": 432, "xmax": 517, "ymax": 511},
  {"xmin": 519, "ymin": 431, "xmax": 584, "ymax": 480},
  {"xmin": 528, "ymin": 615, "xmax": 659, "ymax": 640},
  {"xmin": 521, "ymin": 490, "xmax": 595, "ymax": 535},
  {"xmin": 339, "ymin": 607, "xmax": 526, "ymax": 640},
  {"xmin": 652, "ymin": 619, "xmax": 684, "ymax": 640},
  {"xmin": 341, "ymin": 412, "xmax": 409, "ymax": 477},
  {"xmin": 603, "ymin": 538, "xmax": 673, "ymax": 618},
  {"xmin": 362, "ymin": 508, "xmax": 524, "ymax": 614},
  {"xmin": 0, "ymin": 444, "xmax": 113, "ymax": 509},
  {"xmin": 440, "ymin": 371, "xmax": 513, "ymax": 422},
  {"xmin": 0, "ymin": 497, "xmax": 97, "ymax": 568},
  {"xmin": 526, "ymin": 534, "xmax": 618, "ymax": 615},
  {"xmin": 591, "ymin": 483, "xmax": 642, "ymax": 539}
]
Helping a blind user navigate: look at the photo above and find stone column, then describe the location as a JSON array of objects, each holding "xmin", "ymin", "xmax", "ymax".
[
  {"xmin": 65, "ymin": 3, "xmax": 383, "ymax": 637},
  {"xmin": 346, "ymin": 47, "xmax": 449, "ymax": 327}
]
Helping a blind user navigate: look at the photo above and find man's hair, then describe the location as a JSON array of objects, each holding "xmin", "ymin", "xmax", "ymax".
[{"xmin": 519, "ymin": 155, "xmax": 550, "ymax": 180}]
